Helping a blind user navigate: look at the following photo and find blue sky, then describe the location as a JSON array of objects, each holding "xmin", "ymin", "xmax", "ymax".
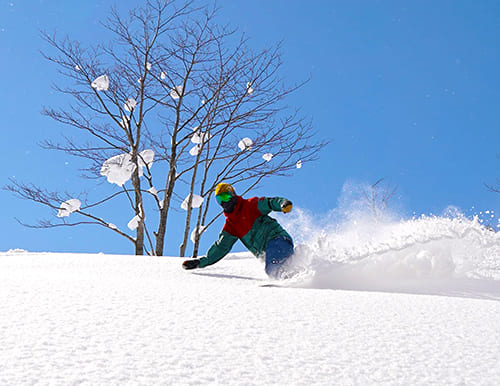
[{"xmin": 1, "ymin": 0, "xmax": 499, "ymax": 255}]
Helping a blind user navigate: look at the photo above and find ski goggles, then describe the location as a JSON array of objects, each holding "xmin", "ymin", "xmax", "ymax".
[{"xmin": 216, "ymin": 192, "xmax": 233, "ymax": 205}]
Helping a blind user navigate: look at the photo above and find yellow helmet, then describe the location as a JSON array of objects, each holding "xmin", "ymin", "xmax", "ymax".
[{"xmin": 215, "ymin": 183, "xmax": 235, "ymax": 196}]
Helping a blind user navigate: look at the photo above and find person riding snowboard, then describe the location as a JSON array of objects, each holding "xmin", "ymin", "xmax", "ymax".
[{"xmin": 182, "ymin": 183, "xmax": 294, "ymax": 278}]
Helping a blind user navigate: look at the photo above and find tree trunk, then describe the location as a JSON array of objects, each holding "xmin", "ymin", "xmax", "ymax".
[
  {"xmin": 135, "ymin": 222, "xmax": 145, "ymax": 255},
  {"xmin": 131, "ymin": 156, "xmax": 145, "ymax": 255},
  {"xmin": 179, "ymin": 150, "xmax": 203, "ymax": 257},
  {"xmin": 155, "ymin": 166, "xmax": 175, "ymax": 256}
]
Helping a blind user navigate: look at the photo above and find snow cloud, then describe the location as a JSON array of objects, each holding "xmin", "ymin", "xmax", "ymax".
[{"xmin": 280, "ymin": 182, "xmax": 500, "ymax": 293}]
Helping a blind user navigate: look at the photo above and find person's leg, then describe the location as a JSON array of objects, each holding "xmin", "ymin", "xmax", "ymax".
[{"xmin": 265, "ymin": 237, "xmax": 294, "ymax": 278}]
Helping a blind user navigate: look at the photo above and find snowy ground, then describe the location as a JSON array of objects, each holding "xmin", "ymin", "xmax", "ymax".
[
  {"xmin": 0, "ymin": 255, "xmax": 499, "ymax": 384},
  {"xmin": 1, "ymin": 214, "xmax": 500, "ymax": 385}
]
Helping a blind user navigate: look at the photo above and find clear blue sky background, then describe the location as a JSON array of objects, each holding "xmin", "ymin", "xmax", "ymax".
[{"xmin": 1, "ymin": 0, "xmax": 499, "ymax": 255}]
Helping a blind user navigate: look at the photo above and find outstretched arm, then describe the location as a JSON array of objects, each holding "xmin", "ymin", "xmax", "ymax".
[
  {"xmin": 182, "ymin": 230, "xmax": 238, "ymax": 270},
  {"xmin": 201, "ymin": 231, "xmax": 238, "ymax": 267},
  {"xmin": 258, "ymin": 197, "xmax": 293, "ymax": 215}
]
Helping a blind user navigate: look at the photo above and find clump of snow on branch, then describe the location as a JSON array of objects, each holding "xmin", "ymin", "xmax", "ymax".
[
  {"xmin": 160, "ymin": 71, "xmax": 166, "ymax": 80},
  {"xmin": 296, "ymin": 160, "xmax": 302, "ymax": 169},
  {"xmin": 191, "ymin": 127, "xmax": 211, "ymax": 144},
  {"xmin": 262, "ymin": 153, "xmax": 273, "ymax": 162},
  {"xmin": 100, "ymin": 154, "xmax": 135, "ymax": 186},
  {"xmin": 91, "ymin": 75, "xmax": 109, "ymax": 91},
  {"xmin": 119, "ymin": 116, "xmax": 130, "ymax": 129},
  {"xmin": 238, "ymin": 137, "xmax": 253, "ymax": 151},
  {"xmin": 170, "ymin": 85, "xmax": 183, "ymax": 100},
  {"xmin": 57, "ymin": 199, "xmax": 81, "ymax": 218},
  {"xmin": 246, "ymin": 81, "xmax": 254, "ymax": 95},
  {"xmin": 190, "ymin": 225, "xmax": 206, "ymax": 243},
  {"xmin": 181, "ymin": 194, "xmax": 204, "ymax": 210},
  {"xmin": 137, "ymin": 149, "xmax": 154, "ymax": 174},
  {"xmin": 148, "ymin": 187, "xmax": 164, "ymax": 209},
  {"xmin": 148, "ymin": 187, "xmax": 158, "ymax": 196},
  {"xmin": 127, "ymin": 215, "xmax": 141, "ymax": 231},
  {"xmin": 124, "ymin": 98, "xmax": 137, "ymax": 112},
  {"xmin": 189, "ymin": 145, "xmax": 201, "ymax": 156},
  {"xmin": 146, "ymin": 62, "xmax": 152, "ymax": 71},
  {"xmin": 100, "ymin": 150, "xmax": 155, "ymax": 186}
]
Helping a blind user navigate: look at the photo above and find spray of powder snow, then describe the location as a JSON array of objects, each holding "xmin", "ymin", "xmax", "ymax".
[{"xmin": 280, "ymin": 181, "xmax": 500, "ymax": 298}]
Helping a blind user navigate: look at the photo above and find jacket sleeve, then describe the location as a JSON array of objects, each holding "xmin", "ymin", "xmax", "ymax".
[
  {"xmin": 199, "ymin": 230, "xmax": 238, "ymax": 268},
  {"xmin": 257, "ymin": 197, "xmax": 289, "ymax": 215}
]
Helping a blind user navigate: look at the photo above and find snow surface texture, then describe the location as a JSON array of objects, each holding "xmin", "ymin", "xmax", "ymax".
[{"xmin": 1, "ymin": 210, "xmax": 500, "ymax": 384}]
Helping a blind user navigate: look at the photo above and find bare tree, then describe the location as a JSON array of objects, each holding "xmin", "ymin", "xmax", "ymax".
[
  {"xmin": 5, "ymin": 0, "xmax": 327, "ymax": 256},
  {"xmin": 362, "ymin": 178, "xmax": 398, "ymax": 220}
]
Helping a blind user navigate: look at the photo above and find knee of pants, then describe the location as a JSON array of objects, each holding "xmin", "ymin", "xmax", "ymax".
[{"xmin": 265, "ymin": 237, "xmax": 294, "ymax": 274}]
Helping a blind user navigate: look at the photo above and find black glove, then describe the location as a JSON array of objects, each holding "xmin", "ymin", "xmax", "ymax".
[{"xmin": 182, "ymin": 259, "xmax": 200, "ymax": 270}]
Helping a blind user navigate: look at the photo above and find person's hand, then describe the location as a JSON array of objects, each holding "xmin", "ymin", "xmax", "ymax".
[
  {"xmin": 281, "ymin": 200, "xmax": 293, "ymax": 213},
  {"xmin": 182, "ymin": 259, "xmax": 200, "ymax": 270}
]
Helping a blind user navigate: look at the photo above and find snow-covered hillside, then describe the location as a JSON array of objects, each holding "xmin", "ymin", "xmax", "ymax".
[{"xmin": 1, "ymin": 214, "xmax": 500, "ymax": 385}]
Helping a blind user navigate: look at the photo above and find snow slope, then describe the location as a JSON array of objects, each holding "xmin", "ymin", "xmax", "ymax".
[
  {"xmin": 0, "ymin": 255, "xmax": 499, "ymax": 384},
  {"xmin": 1, "ymin": 214, "xmax": 500, "ymax": 385}
]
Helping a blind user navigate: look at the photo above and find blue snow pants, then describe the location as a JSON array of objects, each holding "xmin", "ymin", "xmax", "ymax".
[{"xmin": 265, "ymin": 236, "xmax": 294, "ymax": 278}]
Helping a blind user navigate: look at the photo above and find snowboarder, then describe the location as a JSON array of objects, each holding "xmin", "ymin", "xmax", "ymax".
[{"xmin": 182, "ymin": 183, "xmax": 294, "ymax": 278}]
